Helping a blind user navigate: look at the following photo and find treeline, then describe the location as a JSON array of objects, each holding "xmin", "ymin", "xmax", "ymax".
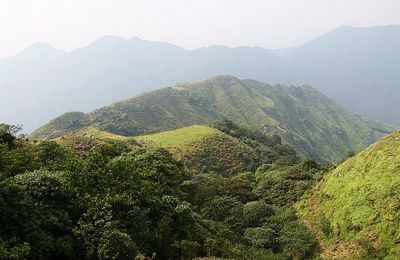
[{"xmin": 0, "ymin": 122, "xmax": 325, "ymax": 259}]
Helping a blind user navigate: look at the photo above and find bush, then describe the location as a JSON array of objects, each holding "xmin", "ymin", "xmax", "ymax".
[
  {"xmin": 98, "ymin": 229, "xmax": 138, "ymax": 260},
  {"xmin": 279, "ymin": 221, "xmax": 317, "ymax": 259},
  {"xmin": 244, "ymin": 227, "xmax": 278, "ymax": 249}
]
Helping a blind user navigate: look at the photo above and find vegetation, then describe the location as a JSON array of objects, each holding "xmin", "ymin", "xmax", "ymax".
[
  {"xmin": 297, "ymin": 130, "xmax": 400, "ymax": 259},
  {"xmin": 30, "ymin": 76, "xmax": 392, "ymax": 163},
  {"xmin": 136, "ymin": 125, "xmax": 222, "ymax": 152},
  {"xmin": 60, "ymin": 122, "xmax": 299, "ymax": 176},
  {"xmin": 0, "ymin": 122, "xmax": 324, "ymax": 259}
]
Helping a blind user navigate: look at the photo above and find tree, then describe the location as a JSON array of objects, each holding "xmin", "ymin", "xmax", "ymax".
[
  {"xmin": 97, "ymin": 229, "xmax": 138, "ymax": 260},
  {"xmin": 0, "ymin": 124, "xmax": 22, "ymax": 148},
  {"xmin": 243, "ymin": 201, "xmax": 274, "ymax": 227},
  {"xmin": 244, "ymin": 226, "xmax": 278, "ymax": 249},
  {"xmin": 201, "ymin": 195, "xmax": 243, "ymax": 225},
  {"xmin": 347, "ymin": 150, "xmax": 356, "ymax": 158},
  {"xmin": 279, "ymin": 221, "xmax": 317, "ymax": 259}
]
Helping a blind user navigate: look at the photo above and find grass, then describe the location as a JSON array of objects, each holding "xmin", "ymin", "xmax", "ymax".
[
  {"xmin": 58, "ymin": 125, "xmax": 222, "ymax": 151},
  {"xmin": 136, "ymin": 125, "xmax": 258, "ymax": 175},
  {"xmin": 57, "ymin": 124, "xmax": 258, "ymax": 175},
  {"xmin": 296, "ymin": 130, "xmax": 400, "ymax": 259},
  {"xmin": 74, "ymin": 126, "xmax": 131, "ymax": 141},
  {"xmin": 135, "ymin": 125, "xmax": 221, "ymax": 151}
]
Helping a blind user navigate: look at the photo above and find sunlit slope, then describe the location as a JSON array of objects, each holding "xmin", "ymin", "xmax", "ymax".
[
  {"xmin": 136, "ymin": 125, "xmax": 218, "ymax": 151},
  {"xmin": 32, "ymin": 75, "xmax": 392, "ymax": 162},
  {"xmin": 137, "ymin": 125, "xmax": 259, "ymax": 175},
  {"xmin": 60, "ymin": 125, "xmax": 258, "ymax": 175},
  {"xmin": 297, "ymin": 130, "xmax": 400, "ymax": 259}
]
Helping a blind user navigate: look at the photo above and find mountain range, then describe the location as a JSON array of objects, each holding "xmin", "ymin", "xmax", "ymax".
[
  {"xmin": 31, "ymin": 76, "xmax": 392, "ymax": 163},
  {"xmin": 1, "ymin": 25, "xmax": 400, "ymax": 132}
]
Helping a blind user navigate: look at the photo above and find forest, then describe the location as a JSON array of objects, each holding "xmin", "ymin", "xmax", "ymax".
[{"xmin": 0, "ymin": 122, "xmax": 325, "ymax": 259}]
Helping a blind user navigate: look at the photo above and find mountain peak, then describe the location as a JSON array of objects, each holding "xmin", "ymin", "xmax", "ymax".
[
  {"xmin": 208, "ymin": 75, "xmax": 240, "ymax": 82},
  {"xmin": 189, "ymin": 75, "xmax": 242, "ymax": 87},
  {"xmin": 88, "ymin": 35, "xmax": 127, "ymax": 48},
  {"xmin": 19, "ymin": 42, "xmax": 66, "ymax": 58},
  {"xmin": 95, "ymin": 35, "xmax": 126, "ymax": 42},
  {"xmin": 323, "ymin": 24, "xmax": 400, "ymax": 38},
  {"xmin": 170, "ymin": 75, "xmax": 242, "ymax": 91},
  {"xmin": 334, "ymin": 24, "xmax": 400, "ymax": 30}
]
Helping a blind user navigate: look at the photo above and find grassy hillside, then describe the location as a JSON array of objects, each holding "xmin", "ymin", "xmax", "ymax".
[
  {"xmin": 58, "ymin": 125, "xmax": 257, "ymax": 174},
  {"xmin": 297, "ymin": 130, "xmax": 400, "ymax": 259},
  {"xmin": 59, "ymin": 123, "xmax": 298, "ymax": 175},
  {"xmin": 136, "ymin": 125, "xmax": 219, "ymax": 152},
  {"xmin": 31, "ymin": 75, "xmax": 392, "ymax": 162},
  {"xmin": 136, "ymin": 125, "xmax": 258, "ymax": 175}
]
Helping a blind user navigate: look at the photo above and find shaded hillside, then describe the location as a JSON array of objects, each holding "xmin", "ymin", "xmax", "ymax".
[
  {"xmin": 32, "ymin": 76, "xmax": 391, "ymax": 163},
  {"xmin": 297, "ymin": 130, "xmax": 400, "ymax": 259}
]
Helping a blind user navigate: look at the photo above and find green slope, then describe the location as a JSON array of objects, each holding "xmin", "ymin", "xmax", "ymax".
[
  {"xmin": 136, "ymin": 125, "xmax": 220, "ymax": 151},
  {"xmin": 58, "ymin": 125, "xmax": 261, "ymax": 175},
  {"xmin": 136, "ymin": 125, "xmax": 259, "ymax": 175},
  {"xmin": 297, "ymin": 130, "xmax": 400, "ymax": 259},
  {"xmin": 31, "ymin": 75, "xmax": 392, "ymax": 162}
]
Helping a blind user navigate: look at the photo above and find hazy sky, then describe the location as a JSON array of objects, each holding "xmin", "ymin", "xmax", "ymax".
[{"xmin": 1, "ymin": 0, "xmax": 400, "ymax": 59}]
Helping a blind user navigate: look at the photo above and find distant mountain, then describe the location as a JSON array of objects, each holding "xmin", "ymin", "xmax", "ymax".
[
  {"xmin": 274, "ymin": 25, "xmax": 400, "ymax": 125},
  {"xmin": 0, "ymin": 37, "xmax": 283, "ymax": 132},
  {"xmin": 2, "ymin": 25, "xmax": 400, "ymax": 131},
  {"xmin": 0, "ymin": 43, "xmax": 67, "ymax": 131},
  {"xmin": 31, "ymin": 76, "xmax": 392, "ymax": 163},
  {"xmin": 297, "ymin": 130, "xmax": 400, "ymax": 259}
]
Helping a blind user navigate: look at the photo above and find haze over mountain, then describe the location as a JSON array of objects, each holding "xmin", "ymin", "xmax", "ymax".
[
  {"xmin": 31, "ymin": 76, "xmax": 392, "ymax": 163},
  {"xmin": 274, "ymin": 25, "xmax": 400, "ymax": 124},
  {"xmin": 2, "ymin": 25, "xmax": 400, "ymax": 131}
]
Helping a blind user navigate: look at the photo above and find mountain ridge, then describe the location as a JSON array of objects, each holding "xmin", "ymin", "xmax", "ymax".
[
  {"xmin": 2, "ymin": 24, "xmax": 400, "ymax": 131},
  {"xmin": 31, "ymin": 75, "xmax": 393, "ymax": 163}
]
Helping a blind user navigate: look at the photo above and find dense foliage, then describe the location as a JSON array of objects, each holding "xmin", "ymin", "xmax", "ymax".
[
  {"xmin": 0, "ymin": 123, "xmax": 325, "ymax": 259},
  {"xmin": 212, "ymin": 119, "xmax": 298, "ymax": 166}
]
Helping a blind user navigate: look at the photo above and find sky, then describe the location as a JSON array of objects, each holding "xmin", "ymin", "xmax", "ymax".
[{"xmin": 1, "ymin": 0, "xmax": 400, "ymax": 59}]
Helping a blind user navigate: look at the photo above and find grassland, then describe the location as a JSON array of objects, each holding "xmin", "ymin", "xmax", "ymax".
[
  {"xmin": 297, "ymin": 130, "xmax": 400, "ymax": 259},
  {"xmin": 135, "ymin": 125, "xmax": 220, "ymax": 152}
]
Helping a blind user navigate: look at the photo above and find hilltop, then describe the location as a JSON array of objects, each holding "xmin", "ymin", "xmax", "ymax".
[
  {"xmin": 136, "ymin": 125, "xmax": 257, "ymax": 175},
  {"xmin": 32, "ymin": 76, "xmax": 392, "ymax": 163},
  {"xmin": 297, "ymin": 130, "xmax": 400, "ymax": 258},
  {"xmin": 59, "ymin": 123, "xmax": 298, "ymax": 175}
]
